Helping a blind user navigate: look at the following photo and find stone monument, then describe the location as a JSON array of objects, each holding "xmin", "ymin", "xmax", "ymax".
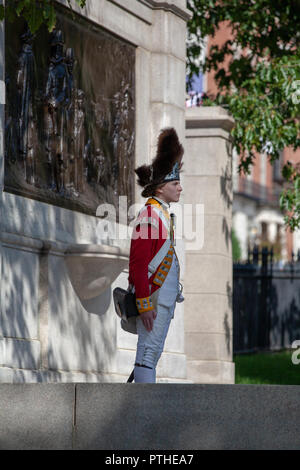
[{"xmin": 0, "ymin": 0, "xmax": 191, "ymax": 383}]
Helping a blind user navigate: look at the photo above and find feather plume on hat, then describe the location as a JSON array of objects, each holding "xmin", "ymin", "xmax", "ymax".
[{"xmin": 135, "ymin": 127, "xmax": 184, "ymax": 197}]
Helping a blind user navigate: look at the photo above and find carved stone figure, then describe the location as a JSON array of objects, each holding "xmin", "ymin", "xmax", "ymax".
[
  {"xmin": 17, "ymin": 28, "xmax": 36, "ymax": 184},
  {"xmin": 83, "ymin": 139, "xmax": 92, "ymax": 182},
  {"xmin": 73, "ymin": 88, "xmax": 85, "ymax": 193},
  {"xmin": 112, "ymin": 78, "xmax": 134, "ymax": 197},
  {"xmin": 5, "ymin": 76, "xmax": 17, "ymax": 165},
  {"xmin": 65, "ymin": 47, "xmax": 78, "ymax": 196},
  {"xmin": 44, "ymin": 29, "xmax": 69, "ymax": 193},
  {"xmin": 95, "ymin": 147, "xmax": 106, "ymax": 184}
]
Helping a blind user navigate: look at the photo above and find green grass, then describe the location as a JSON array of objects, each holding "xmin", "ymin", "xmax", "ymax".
[{"xmin": 234, "ymin": 349, "xmax": 300, "ymax": 385}]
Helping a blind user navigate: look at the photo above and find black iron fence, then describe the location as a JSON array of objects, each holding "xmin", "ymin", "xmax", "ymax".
[{"xmin": 233, "ymin": 246, "xmax": 300, "ymax": 353}]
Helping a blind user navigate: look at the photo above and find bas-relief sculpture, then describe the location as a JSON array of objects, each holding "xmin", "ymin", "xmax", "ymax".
[
  {"xmin": 16, "ymin": 28, "xmax": 36, "ymax": 186},
  {"xmin": 5, "ymin": 10, "xmax": 135, "ymax": 215}
]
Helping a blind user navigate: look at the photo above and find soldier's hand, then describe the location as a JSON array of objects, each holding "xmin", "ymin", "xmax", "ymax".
[{"xmin": 141, "ymin": 308, "xmax": 157, "ymax": 332}]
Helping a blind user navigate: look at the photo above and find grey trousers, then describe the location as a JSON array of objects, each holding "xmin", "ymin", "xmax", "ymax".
[
  {"xmin": 134, "ymin": 300, "xmax": 176, "ymax": 374},
  {"xmin": 134, "ymin": 252, "xmax": 179, "ymax": 382}
]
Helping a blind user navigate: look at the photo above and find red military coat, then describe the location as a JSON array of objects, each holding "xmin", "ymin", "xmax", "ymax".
[{"xmin": 128, "ymin": 197, "xmax": 176, "ymax": 314}]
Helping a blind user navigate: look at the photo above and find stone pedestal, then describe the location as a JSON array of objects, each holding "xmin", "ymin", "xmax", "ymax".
[{"xmin": 184, "ymin": 106, "xmax": 235, "ymax": 384}]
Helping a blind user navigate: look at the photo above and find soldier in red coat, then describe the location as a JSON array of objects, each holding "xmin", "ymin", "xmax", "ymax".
[{"xmin": 128, "ymin": 128, "xmax": 184, "ymax": 383}]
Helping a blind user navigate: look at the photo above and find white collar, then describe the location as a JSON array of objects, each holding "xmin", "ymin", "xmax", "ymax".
[{"xmin": 152, "ymin": 196, "xmax": 170, "ymax": 210}]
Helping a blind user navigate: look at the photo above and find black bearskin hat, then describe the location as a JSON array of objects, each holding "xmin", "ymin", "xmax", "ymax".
[{"xmin": 135, "ymin": 127, "xmax": 184, "ymax": 197}]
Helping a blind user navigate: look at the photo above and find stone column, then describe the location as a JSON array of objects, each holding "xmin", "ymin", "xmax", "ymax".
[
  {"xmin": 184, "ymin": 106, "xmax": 235, "ymax": 384},
  {"xmin": 0, "ymin": 8, "xmax": 4, "ymax": 367}
]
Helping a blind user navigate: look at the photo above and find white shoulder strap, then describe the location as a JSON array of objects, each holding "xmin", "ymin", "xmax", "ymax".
[
  {"xmin": 152, "ymin": 206, "xmax": 169, "ymax": 232},
  {"xmin": 148, "ymin": 239, "xmax": 171, "ymax": 278}
]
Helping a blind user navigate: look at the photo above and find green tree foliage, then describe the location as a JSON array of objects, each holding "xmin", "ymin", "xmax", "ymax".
[
  {"xmin": 0, "ymin": 0, "xmax": 86, "ymax": 33},
  {"xmin": 187, "ymin": 0, "xmax": 300, "ymax": 230}
]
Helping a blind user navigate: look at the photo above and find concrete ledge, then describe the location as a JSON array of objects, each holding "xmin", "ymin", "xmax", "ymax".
[
  {"xmin": 0, "ymin": 384, "xmax": 75, "ymax": 450},
  {"xmin": 0, "ymin": 384, "xmax": 299, "ymax": 449},
  {"xmin": 186, "ymin": 106, "xmax": 235, "ymax": 132}
]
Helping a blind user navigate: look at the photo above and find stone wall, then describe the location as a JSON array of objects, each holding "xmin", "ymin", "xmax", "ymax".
[{"xmin": 0, "ymin": 0, "xmax": 191, "ymax": 383}]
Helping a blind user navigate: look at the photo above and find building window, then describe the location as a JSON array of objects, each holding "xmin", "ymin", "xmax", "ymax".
[
  {"xmin": 261, "ymin": 222, "xmax": 268, "ymax": 243},
  {"xmin": 273, "ymin": 151, "xmax": 284, "ymax": 183}
]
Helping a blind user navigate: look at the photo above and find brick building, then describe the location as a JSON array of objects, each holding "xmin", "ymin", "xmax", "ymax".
[{"xmin": 188, "ymin": 21, "xmax": 300, "ymax": 262}]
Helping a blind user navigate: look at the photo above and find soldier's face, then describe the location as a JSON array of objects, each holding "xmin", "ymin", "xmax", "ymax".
[{"xmin": 156, "ymin": 180, "xmax": 182, "ymax": 203}]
